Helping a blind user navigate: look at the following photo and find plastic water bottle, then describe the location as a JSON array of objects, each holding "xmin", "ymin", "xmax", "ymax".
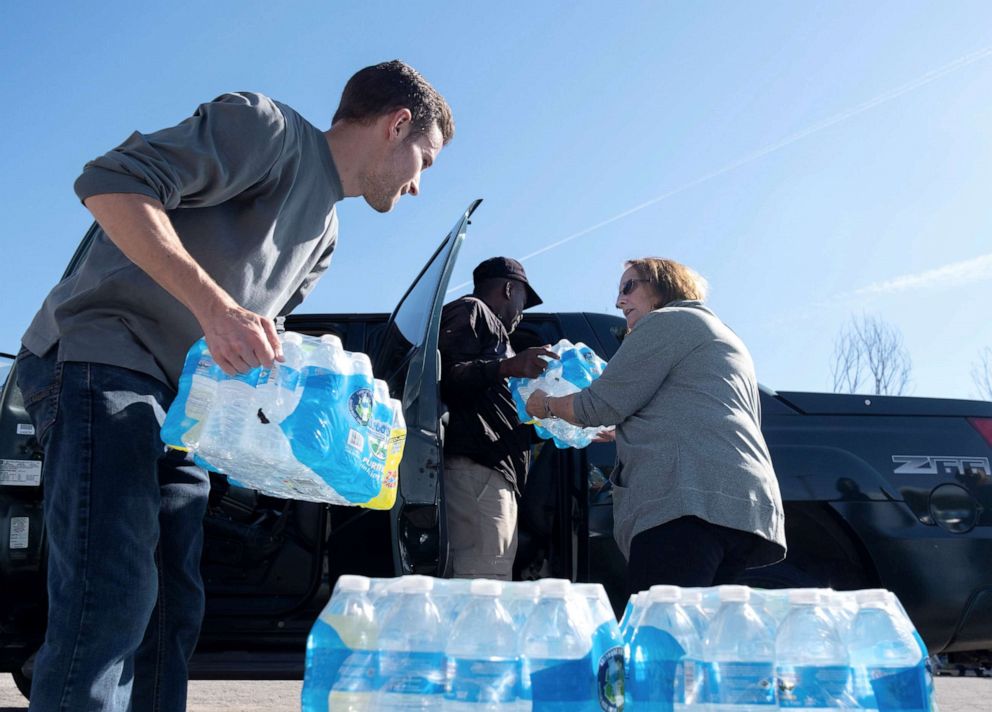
[
  {"xmin": 774, "ymin": 589, "xmax": 855, "ymax": 710},
  {"xmin": 360, "ymin": 395, "xmax": 406, "ymax": 510},
  {"xmin": 433, "ymin": 577, "xmax": 474, "ymax": 629},
  {"xmin": 504, "ymin": 581, "xmax": 540, "ymax": 631},
  {"xmin": 444, "ymin": 579, "xmax": 524, "ymax": 710},
  {"xmin": 848, "ymin": 589, "xmax": 931, "ymax": 711},
  {"xmin": 246, "ymin": 331, "xmax": 309, "ymax": 480},
  {"xmin": 281, "ymin": 335, "xmax": 381, "ymax": 503},
  {"xmin": 302, "ymin": 574, "xmax": 376, "ymax": 712},
  {"xmin": 376, "ymin": 575, "xmax": 447, "ymax": 710},
  {"xmin": 160, "ymin": 337, "xmax": 223, "ymax": 451},
  {"xmin": 678, "ymin": 588, "xmax": 711, "ymax": 641},
  {"xmin": 886, "ymin": 590, "xmax": 936, "ymax": 708},
  {"xmin": 703, "ymin": 585, "xmax": 777, "ymax": 711},
  {"xmin": 196, "ymin": 365, "xmax": 263, "ymax": 475},
  {"xmin": 368, "ymin": 577, "xmax": 407, "ymax": 626},
  {"xmin": 618, "ymin": 593, "xmax": 640, "ymax": 638},
  {"xmin": 254, "ymin": 331, "xmax": 307, "ymax": 423},
  {"xmin": 747, "ymin": 588, "xmax": 785, "ymax": 635},
  {"xmin": 620, "ymin": 592, "xmax": 648, "ymax": 691},
  {"xmin": 559, "ymin": 347, "xmax": 595, "ymax": 390},
  {"xmin": 572, "ymin": 583, "xmax": 626, "ymax": 711},
  {"xmin": 626, "ymin": 585, "xmax": 702, "ymax": 710},
  {"xmin": 519, "ymin": 578, "xmax": 599, "ymax": 710}
]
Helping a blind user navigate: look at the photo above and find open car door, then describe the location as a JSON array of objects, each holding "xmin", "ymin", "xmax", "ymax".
[{"xmin": 370, "ymin": 199, "xmax": 481, "ymax": 576}]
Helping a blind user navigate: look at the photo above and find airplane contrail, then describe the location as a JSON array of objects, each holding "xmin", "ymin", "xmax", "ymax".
[
  {"xmin": 448, "ymin": 45, "xmax": 992, "ymax": 294},
  {"xmin": 839, "ymin": 252, "xmax": 992, "ymax": 299},
  {"xmin": 761, "ymin": 251, "xmax": 992, "ymax": 329}
]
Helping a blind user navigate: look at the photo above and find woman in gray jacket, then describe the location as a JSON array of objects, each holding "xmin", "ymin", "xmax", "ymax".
[{"xmin": 525, "ymin": 257, "xmax": 786, "ymax": 592}]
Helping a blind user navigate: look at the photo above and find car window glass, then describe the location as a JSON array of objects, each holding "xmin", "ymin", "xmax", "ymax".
[{"xmin": 373, "ymin": 239, "xmax": 451, "ymax": 398}]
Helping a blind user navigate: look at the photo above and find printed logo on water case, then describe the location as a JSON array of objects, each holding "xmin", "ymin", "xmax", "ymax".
[
  {"xmin": 348, "ymin": 388, "xmax": 373, "ymax": 425},
  {"xmin": 368, "ymin": 430, "xmax": 389, "ymax": 460},
  {"xmin": 597, "ymin": 646, "xmax": 625, "ymax": 711}
]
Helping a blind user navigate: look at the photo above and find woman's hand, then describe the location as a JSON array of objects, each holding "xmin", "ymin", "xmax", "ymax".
[
  {"xmin": 592, "ymin": 427, "xmax": 616, "ymax": 443},
  {"xmin": 525, "ymin": 389, "xmax": 549, "ymax": 419}
]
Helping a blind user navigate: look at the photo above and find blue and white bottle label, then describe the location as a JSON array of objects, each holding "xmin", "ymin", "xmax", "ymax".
[
  {"xmin": 528, "ymin": 654, "xmax": 596, "ymax": 704},
  {"xmin": 445, "ymin": 658, "xmax": 520, "ymax": 703},
  {"xmin": 378, "ymin": 650, "xmax": 446, "ymax": 695},
  {"xmin": 708, "ymin": 661, "xmax": 777, "ymax": 706},
  {"xmin": 865, "ymin": 665, "xmax": 929, "ymax": 712},
  {"xmin": 777, "ymin": 665, "xmax": 854, "ymax": 708}
]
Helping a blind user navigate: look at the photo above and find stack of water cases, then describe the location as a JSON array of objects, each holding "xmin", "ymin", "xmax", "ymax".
[
  {"xmin": 301, "ymin": 576, "xmax": 627, "ymax": 711},
  {"xmin": 619, "ymin": 584, "xmax": 935, "ymax": 710},
  {"xmin": 509, "ymin": 339, "xmax": 609, "ymax": 449},
  {"xmin": 160, "ymin": 332, "xmax": 406, "ymax": 508}
]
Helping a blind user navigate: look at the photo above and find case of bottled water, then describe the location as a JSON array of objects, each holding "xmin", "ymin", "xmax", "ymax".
[
  {"xmin": 618, "ymin": 583, "xmax": 935, "ymax": 712},
  {"xmin": 304, "ymin": 576, "xmax": 626, "ymax": 712},
  {"xmin": 508, "ymin": 339, "xmax": 608, "ymax": 449},
  {"xmin": 161, "ymin": 332, "xmax": 405, "ymax": 508}
]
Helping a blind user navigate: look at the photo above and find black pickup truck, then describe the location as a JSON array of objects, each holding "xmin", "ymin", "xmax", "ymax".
[{"xmin": 1, "ymin": 201, "xmax": 990, "ymax": 696}]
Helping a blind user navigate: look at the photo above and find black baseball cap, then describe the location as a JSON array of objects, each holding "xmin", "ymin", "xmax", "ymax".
[{"xmin": 472, "ymin": 256, "xmax": 543, "ymax": 309}]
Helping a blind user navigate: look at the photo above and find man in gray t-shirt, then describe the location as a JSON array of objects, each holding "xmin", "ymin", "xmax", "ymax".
[{"xmin": 16, "ymin": 61, "xmax": 453, "ymax": 712}]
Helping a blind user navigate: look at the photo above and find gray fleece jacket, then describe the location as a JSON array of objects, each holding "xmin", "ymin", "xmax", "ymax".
[{"xmin": 572, "ymin": 300, "xmax": 786, "ymax": 566}]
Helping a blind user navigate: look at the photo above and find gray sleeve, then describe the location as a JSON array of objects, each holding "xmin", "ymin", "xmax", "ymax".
[
  {"xmin": 73, "ymin": 92, "xmax": 287, "ymax": 210},
  {"xmin": 572, "ymin": 310, "xmax": 700, "ymax": 427}
]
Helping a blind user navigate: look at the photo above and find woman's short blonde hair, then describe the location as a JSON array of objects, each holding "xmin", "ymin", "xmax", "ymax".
[{"xmin": 625, "ymin": 258, "xmax": 709, "ymax": 309}]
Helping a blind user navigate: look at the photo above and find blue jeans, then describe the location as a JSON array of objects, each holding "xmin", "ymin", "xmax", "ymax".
[{"xmin": 16, "ymin": 347, "xmax": 210, "ymax": 712}]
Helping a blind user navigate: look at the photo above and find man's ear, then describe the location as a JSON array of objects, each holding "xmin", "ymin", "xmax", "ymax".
[
  {"xmin": 385, "ymin": 107, "xmax": 414, "ymax": 142},
  {"xmin": 504, "ymin": 281, "xmax": 514, "ymax": 300}
]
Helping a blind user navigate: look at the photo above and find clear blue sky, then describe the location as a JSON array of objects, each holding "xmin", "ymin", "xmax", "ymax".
[{"xmin": 2, "ymin": 1, "xmax": 990, "ymax": 399}]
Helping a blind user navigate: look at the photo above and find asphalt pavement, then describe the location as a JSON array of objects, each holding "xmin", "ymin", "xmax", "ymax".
[{"xmin": 0, "ymin": 675, "xmax": 989, "ymax": 711}]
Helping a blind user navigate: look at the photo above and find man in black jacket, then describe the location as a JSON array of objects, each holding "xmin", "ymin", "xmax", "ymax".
[{"xmin": 439, "ymin": 257, "xmax": 556, "ymax": 579}]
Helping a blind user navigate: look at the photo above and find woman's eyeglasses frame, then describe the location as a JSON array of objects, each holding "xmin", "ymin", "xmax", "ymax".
[{"xmin": 618, "ymin": 278, "xmax": 650, "ymax": 297}]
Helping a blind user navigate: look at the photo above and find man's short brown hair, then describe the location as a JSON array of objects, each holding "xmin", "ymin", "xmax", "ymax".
[
  {"xmin": 626, "ymin": 257, "xmax": 709, "ymax": 309},
  {"xmin": 332, "ymin": 60, "xmax": 455, "ymax": 145}
]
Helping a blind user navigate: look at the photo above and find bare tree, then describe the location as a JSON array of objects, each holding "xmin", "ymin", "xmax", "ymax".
[
  {"xmin": 831, "ymin": 314, "xmax": 912, "ymax": 395},
  {"xmin": 972, "ymin": 347, "xmax": 992, "ymax": 400}
]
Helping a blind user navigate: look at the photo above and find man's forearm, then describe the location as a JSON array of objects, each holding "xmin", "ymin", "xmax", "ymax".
[
  {"xmin": 84, "ymin": 193, "xmax": 233, "ymax": 320},
  {"xmin": 83, "ymin": 192, "xmax": 281, "ymax": 373}
]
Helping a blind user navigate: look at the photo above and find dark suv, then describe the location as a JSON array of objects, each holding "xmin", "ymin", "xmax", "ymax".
[{"xmin": 2, "ymin": 201, "xmax": 991, "ymax": 697}]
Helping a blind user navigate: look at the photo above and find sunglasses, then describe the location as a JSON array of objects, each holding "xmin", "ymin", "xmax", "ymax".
[{"xmin": 618, "ymin": 278, "xmax": 650, "ymax": 297}]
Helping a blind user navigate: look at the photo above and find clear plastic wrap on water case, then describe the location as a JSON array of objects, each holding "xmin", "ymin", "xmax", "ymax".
[{"xmin": 161, "ymin": 332, "xmax": 405, "ymax": 508}]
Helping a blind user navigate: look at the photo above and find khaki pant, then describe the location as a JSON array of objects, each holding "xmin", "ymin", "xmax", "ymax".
[{"xmin": 444, "ymin": 455, "xmax": 518, "ymax": 580}]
